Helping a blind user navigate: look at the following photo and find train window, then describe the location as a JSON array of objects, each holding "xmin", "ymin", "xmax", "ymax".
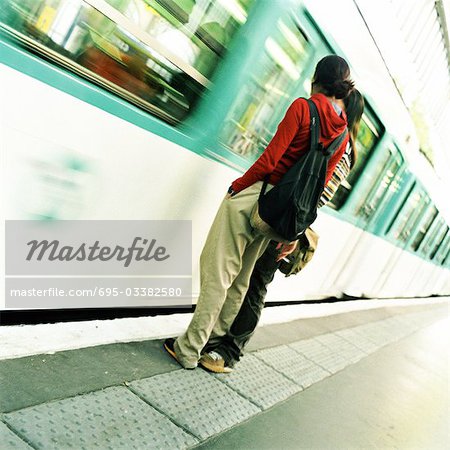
[
  {"xmin": 427, "ymin": 222, "xmax": 447, "ymax": 260},
  {"xmin": 386, "ymin": 188, "xmax": 428, "ymax": 243},
  {"xmin": 0, "ymin": 0, "xmax": 254, "ymax": 123},
  {"xmin": 410, "ymin": 206, "xmax": 438, "ymax": 251},
  {"xmin": 433, "ymin": 231, "xmax": 450, "ymax": 263},
  {"xmin": 104, "ymin": 0, "xmax": 254, "ymax": 79},
  {"xmin": 218, "ymin": 17, "xmax": 312, "ymax": 158},
  {"xmin": 442, "ymin": 246, "xmax": 450, "ymax": 267},
  {"xmin": 355, "ymin": 147, "xmax": 402, "ymax": 220},
  {"xmin": 441, "ymin": 240, "xmax": 450, "ymax": 265},
  {"xmin": 327, "ymin": 111, "xmax": 381, "ymax": 209},
  {"xmin": 420, "ymin": 218, "xmax": 443, "ymax": 257}
]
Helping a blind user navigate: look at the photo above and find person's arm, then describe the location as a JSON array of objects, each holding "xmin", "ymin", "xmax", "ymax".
[{"xmin": 231, "ymin": 99, "xmax": 305, "ymax": 193}]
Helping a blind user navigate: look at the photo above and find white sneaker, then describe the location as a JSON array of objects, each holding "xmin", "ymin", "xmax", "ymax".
[{"xmin": 199, "ymin": 351, "xmax": 233, "ymax": 373}]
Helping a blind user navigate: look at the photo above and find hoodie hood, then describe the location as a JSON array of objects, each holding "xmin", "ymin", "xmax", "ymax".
[{"xmin": 311, "ymin": 93, "xmax": 348, "ymax": 139}]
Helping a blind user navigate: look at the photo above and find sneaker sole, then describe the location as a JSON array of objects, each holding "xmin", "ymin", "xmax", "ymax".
[
  {"xmin": 163, "ymin": 342, "xmax": 179, "ymax": 362},
  {"xmin": 164, "ymin": 342, "xmax": 196, "ymax": 370},
  {"xmin": 199, "ymin": 359, "xmax": 233, "ymax": 374}
]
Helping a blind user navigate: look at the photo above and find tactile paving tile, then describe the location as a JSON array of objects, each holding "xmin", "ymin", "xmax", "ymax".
[
  {"xmin": 382, "ymin": 312, "xmax": 437, "ymax": 342},
  {"xmin": 213, "ymin": 354, "xmax": 302, "ymax": 410},
  {"xmin": 0, "ymin": 422, "xmax": 32, "ymax": 450},
  {"xmin": 129, "ymin": 369, "xmax": 260, "ymax": 440},
  {"xmin": 366, "ymin": 318, "xmax": 410, "ymax": 348},
  {"xmin": 362, "ymin": 320, "xmax": 402, "ymax": 347},
  {"xmin": 417, "ymin": 310, "xmax": 445, "ymax": 325},
  {"xmin": 391, "ymin": 319, "xmax": 415, "ymax": 341},
  {"xmin": 253, "ymin": 345, "xmax": 329, "ymax": 388},
  {"xmin": 314, "ymin": 332, "xmax": 367, "ymax": 364},
  {"xmin": 3, "ymin": 386, "xmax": 197, "ymax": 450},
  {"xmin": 398, "ymin": 311, "xmax": 436, "ymax": 331},
  {"xmin": 288, "ymin": 337, "xmax": 349, "ymax": 374},
  {"xmin": 334, "ymin": 326, "xmax": 381, "ymax": 354}
]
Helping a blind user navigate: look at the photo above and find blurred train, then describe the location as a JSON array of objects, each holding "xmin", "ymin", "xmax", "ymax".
[{"xmin": 1, "ymin": 0, "xmax": 449, "ymax": 315}]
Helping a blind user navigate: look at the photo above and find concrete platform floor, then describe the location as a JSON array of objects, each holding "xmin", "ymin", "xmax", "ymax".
[
  {"xmin": 0, "ymin": 301, "xmax": 448, "ymax": 449},
  {"xmin": 196, "ymin": 315, "xmax": 450, "ymax": 450}
]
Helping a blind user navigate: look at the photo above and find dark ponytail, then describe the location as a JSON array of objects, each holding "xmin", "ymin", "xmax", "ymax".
[
  {"xmin": 344, "ymin": 89, "xmax": 365, "ymax": 168},
  {"xmin": 312, "ymin": 55, "xmax": 354, "ymax": 99}
]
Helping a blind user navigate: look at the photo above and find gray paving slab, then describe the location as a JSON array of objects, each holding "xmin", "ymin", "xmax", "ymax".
[
  {"xmin": 288, "ymin": 337, "xmax": 349, "ymax": 373},
  {"xmin": 335, "ymin": 326, "xmax": 381, "ymax": 353},
  {"xmin": 213, "ymin": 354, "xmax": 302, "ymax": 409},
  {"xmin": 253, "ymin": 345, "xmax": 329, "ymax": 388},
  {"xmin": 363, "ymin": 320, "xmax": 403, "ymax": 347},
  {"xmin": 314, "ymin": 332, "xmax": 367, "ymax": 364},
  {"xmin": 399, "ymin": 310, "xmax": 438, "ymax": 330},
  {"xmin": 129, "ymin": 369, "xmax": 260, "ymax": 440},
  {"xmin": 405, "ymin": 311, "xmax": 442, "ymax": 334},
  {"xmin": 3, "ymin": 386, "xmax": 197, "ymax": 450},
  {"xmin": 0, "ymin": 421, "xmax": 33, "ymax": 450},
  {"xmin": 388, "ymin": 315, "xmax": 416, "ymax": 333},
  {"xmin": 401, "ymin": 311, "xmax": 427, "ymax": 325}
]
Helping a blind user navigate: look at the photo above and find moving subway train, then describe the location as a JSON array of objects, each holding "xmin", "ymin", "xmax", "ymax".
[{"xmin": 1, "ymin": 0, "xmax": 449, "ymax": 315}]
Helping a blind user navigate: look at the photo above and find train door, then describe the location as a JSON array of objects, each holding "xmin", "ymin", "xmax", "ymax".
[
  {"xmin": 325, "ymin": 144, "xmax": 406, "ymax": 297},
  {"xmin": 407, "ymin": 218, "xmax": 447, "ymax": 296},
  {"xmin": 317, "ymin": 108, "xmax": 383, "ymax": 294},
  {"xmin": 373, "ymin": 186, "xmax": 430, "ymax": 296},
  {"xmin": 424, "ymin": 225, "xmax": 450, "ymax": 295},
  {"xmin": 429, "ymin": 233, "xmax": 450, "ymax": 295}
]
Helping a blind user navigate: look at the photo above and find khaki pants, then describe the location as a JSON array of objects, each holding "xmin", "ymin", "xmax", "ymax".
[{"xmin": 174, "ymin": 182, "xmax": 271, "ymax": 368}]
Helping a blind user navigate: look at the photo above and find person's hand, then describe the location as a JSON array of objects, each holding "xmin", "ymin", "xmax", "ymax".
[{"xmin": 276, "ymin": 241, "xmax": 298, "ymax": 262}]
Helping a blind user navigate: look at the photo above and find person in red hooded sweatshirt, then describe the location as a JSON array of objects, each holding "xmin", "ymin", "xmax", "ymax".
[{"xmin": 164, "ymin": 55, "xmax": 354, "ymax": 370}]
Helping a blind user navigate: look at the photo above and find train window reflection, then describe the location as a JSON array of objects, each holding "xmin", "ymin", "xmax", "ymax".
[
  {"xmin": 387, "ymin": 188, "xmax": 427, "ymax": 243},
  {"xmin": 435, "ymin": 234, "xmax": 450, "ymax": 264},
  {"xmin": 430, "ymin": 227, "xmax": 449, "ymax": 260},
  {"xmin": 354, "ymin": 147, "xmax": 402, "ymax": 220},
  {"xmin": 399, "ymin": 192, "xmax": 428, "ymax": 242},
  {"xmin": 411, "ymin": 206, "xmax": 438, "ymax": 252},
  {"xmin": 423, "ymin": 219, "xmax": 446, "ymax": 258},
  {"xmin": 364, "ymin": 162, "xmax": 401, "ymax": 218},
  {"xmin": 328, "ymin": 112, "xmax": 380, "ymax": 209},
  {"xmin": 0, "ymin": 0, "xmax": 254, "ymax": 123},
  {"xmin": 444, "ymin": 248, "xmax": 450, "ymax": 267},
  {"xmin": 219, "ymin": 17, "xmax": 311, "ymax": 158},
  {"xmin": 104, "ymin": 0, "xmax": 253, "ymax": 79},
  {"xmin": 440, "ymin": 242, "xmax": 450, "ymax": 266}
]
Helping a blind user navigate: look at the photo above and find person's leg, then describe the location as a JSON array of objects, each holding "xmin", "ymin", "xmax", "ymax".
[
  {"xmin": 204, "ymin": 240, "xmax": 281, "ymax": 366},
  {"xmin": 173, "ymin": 183, "xmax": 265, "ymax": 368},
  {"xmin": 196, "ymin": 232, "xmax": 270, "ymax": 373},
  {"xmin": 207, "ymin": 233, "xmax": 271, "ymax": 341}
]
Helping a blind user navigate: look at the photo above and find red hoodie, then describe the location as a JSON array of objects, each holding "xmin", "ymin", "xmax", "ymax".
[{"xmin": 231, "ymin": 93, "xmax": 349, "ymax": 193}]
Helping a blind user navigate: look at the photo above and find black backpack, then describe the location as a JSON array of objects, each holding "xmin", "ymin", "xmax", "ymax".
[{"xmin": 250, "ymin": 99, "xmax": 347, "ymax": 243}]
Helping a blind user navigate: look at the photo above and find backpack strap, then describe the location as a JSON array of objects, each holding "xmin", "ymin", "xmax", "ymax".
[
  {"xmin": 307, "ymin": 99, "xmax": 321, "ymax": 153},
  {"xmin": 324, "ymin": 128, "xmax": 348, "ymax": 156},
  {"xmin": 259, "ymin": 99, "xmax": 346, "ymax": 199},
  {"xmin": 260, "ymin": 98, "xmax": 317, "ymax": 199},
  {"xmin": 260, "ymin": 174, "xmax": 270, "ymax": 198},
  {"xmin": 308, "ymin": 99, "xmax": 348, "ymax": 157}
]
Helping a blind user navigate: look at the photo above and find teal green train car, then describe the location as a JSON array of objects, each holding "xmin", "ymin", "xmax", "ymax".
[{"xmin": 0, "ymin": 0, "xmax": 448, "ymax": 312}]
